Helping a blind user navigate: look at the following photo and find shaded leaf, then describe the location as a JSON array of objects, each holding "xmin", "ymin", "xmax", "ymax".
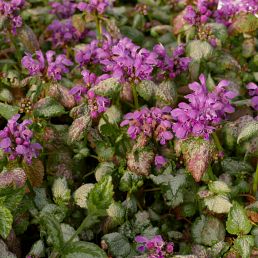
[
  {"xmin": 102, "ymin": 233, "xmax": 131, "ymax": 257},
  {"xmin": 17, "ymin": 25, "xmax": 39, "ymax": 53},
  {"xmin": 0, "ymin": 103, "xmax": 19, "ymax": 120},
  {"xmin": 40, "ymin": 213, "xmax": 64, "ymax": 251},
  {"xmin": 34, "ymin": 97, "xmax": 66, "ymax": 118},
  {"xmin": 23, "ymin": 159, "xmax": 44, "ymax": 187},
  {"xmin": 237, "ymin": 121, "xmax": 258, "ymax": 144},
  {"xmin": 0, "ymin": 206, "xmax": 13, "ymax": 239},
  {"xmin": 63, "ymin": 241, "xmax": 107, "ymax": 258},
  {"xmin": 192, "ymin": 215, "xmax": 225, "ymax": 246}
]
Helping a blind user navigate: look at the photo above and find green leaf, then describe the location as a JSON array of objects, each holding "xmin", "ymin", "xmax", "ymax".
[
  {"xmin": 52, "ymin": 178, "xmax": 71, "ymax": 205},
  {"xmin": 204, "ymin": 195, "xmax": 232, "ymax": 214},
  {"xmin": 40, "ymin": 213, "xmax": 64, "ymax": 251},
  {"xmin": 3, "ymin": 187, "xmax": 25, "ymax": 212},
  {"xmin": 186, "ymin": 40, "xmax": 214, "ymax": 61},
  {"xmin": 192, "ymin": 216, "xmax": 225, "ymax": 246},
  {"xmin": 87, "ymin": 176, "xmax": 114, "ymax": 217},
  {"xmin": 102, "ymin": 233, "xmax": 131, "ymax": 257},
  {"xmin": 230, "ymin": 13, "xmax": 258, "ymax": 34},
  {"xmin": 0, "ymin": 88, "xmax": 13, "ymax": 103},
  {"xmin": 95, "ymin": 162, "xmax": 115, "ymax": 182},
  {"xmin": 208, "ymin": 181, "xmax": 231, "ymax": 194},
  {"xmin": 155, "ymin": 80, "xmax": 177, "ymax": 106},
  {"xmin": 95, "ymin": 142, "xmax": 115, "ymax": 161},
  {"xmin": 34, "ymin": 97, "xmax": 66, "ymax": 118},
  {"xmin": 107, "ymin": 202, "xmax": 125, "ymax": 226},
  {"xmin": 0, "ymin": 205, "xmax": 13, "ymax": 239},
  {"xmin": 63, "ymin": 241, "xmax": 107, "ymax": 258},
  {"xmin": 237, "ymin": 121, "xmax": 258, "ymax": 144},
  {"xmin": 0, "ymin": 103, "xmax": 19, "ymax": 120},
  {"xmin": 234, "ymin": 235, "xmax": 254, "ymax": 258},
  {"xmin": 226, "ymin": 202, "xmax": 252, "ymax": 235},
  {"xmin": 74, "ymin": 183, "xmax": 94, "ymax": 208},
  {"xmin": 136, "ymin": 80, "xmax": 156, "ymax": 102},
  {"xmin": 28, "ymin": 240, "xmax": 45, "ymax": 257},
  {"xmin": 206, "ymin": 23, "xmax": 228, "ymax": 43},
  {"xmin": 68, "ymin": 115, "xmax": 92, "ymax": 144},
  {"xmin": 93, "ymin": 78, "xmax": 121, "ymax": 97}
]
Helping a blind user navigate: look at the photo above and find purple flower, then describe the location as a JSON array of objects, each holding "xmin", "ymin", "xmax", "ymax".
[
  {"xmin": 22, "ymin": 50, "xmax": 73, "ymax": 80},
  {"xmin": 0, "ymin": 0, "xmax": 25, "ymax": 33},
  {"xmin": 155, "ymin": 155, "xmax": 167, "ymax": 170},
  {"xmin": 153, "ymin": 44, "xmax": 191, "ymax": 80},
  {"xmin": 69, "ymin": 85, "xmax": 88, "ymax": 102},
  {"xmin": 135, "ymin": 235, "xmax": 174, "ymax": 258},
  {"xmin": 0, "ymin": 114, "xmax": 42, "ymax": 164},
  {"xmin": 171, "ymin": 74, "xmax": 237, "ymax": 139},
  {"xmin": 87, "ymin": 91, "xmax": 110, "ymax": 118},
  {"xmin": 46, "ymin": 50, "xmax": 73, "ymax": 80},
  {"xmin": 49, "ymin": 0, "xmax": 77, "ymax": 19},
  {"xmin": 47, "ymin": 19, "xmax": 87, "ymax": 48},
  {"xmin": 21, "ymin": 50, "xmax": 45, "ymax": 76},
  {"xmin": 77, "ymin": 0, "xmax": 112, "ymax": 14},
  {"xmin": 247, "ymin": 82, "xmax": 258, "ymax": 110},
  {"xmin": 120, "ymin": 106, "xmax": 173, "ymax": 145}
]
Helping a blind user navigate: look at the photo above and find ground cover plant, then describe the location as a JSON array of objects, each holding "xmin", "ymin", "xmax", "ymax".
[{"xmin": 0, "ymin": 0, "xmax": 257, "ymax": 257}]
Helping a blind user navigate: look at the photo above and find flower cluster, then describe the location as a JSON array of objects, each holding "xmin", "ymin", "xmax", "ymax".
[
  {"xmin": 0, "ymin": 114, "xmax": 42, "ymax": 164},
  {"xmin": 0, "ymin": 0, "xmax": 24, "ymax": 33},
  {"xmin": 101, "ymin": 37, "xmax": 157, "ymax": 84},
  {"xmin": 120, "ymin": 106, "xmax": 173, "ymax": 145},
  {"xmin": 47, "ymin": 19, "xmax": 87, "ymax": 48},
  {"xmin": 69, "ymin": 69, "xmax": 109, "ymax": 102},
  {"xmin": 22, "ymin": 50, "xmax": 73, "ymax": 80},
  {"xmin": 49, "ymin": 0, "xmax": 77, "ymax": 19},
  {"xmin": 75, "ymin": 34, "xmax": 115, "ymax": 66},
  {"xmin": 154, "ymin": 44, "xmax": 191, "ymax": 80},
  {"xmin": 215, "ymin": 0, "xmax": 257, "ymax": 27},
  {"xmin": 171, "ymin": 74, "xmax": 237, "ymax": 139},
  {"xmin": 77, "ymin": 0, "xmax": 112, "ymax": 15},
  {"xmin": 135, "ymin": 235, "xmax": 174, "ymax": 258},
  {"xmin": 246, "ymin": 82, "xmax": 258, "ymax": 111},
  {"xmin": 183, "ymin": 1, "xmax": 215, "ymax": 25}
]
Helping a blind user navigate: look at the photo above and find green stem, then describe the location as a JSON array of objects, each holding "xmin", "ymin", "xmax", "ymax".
[
  {"xmin": 66, "ymin": 215, "xmax": 98, "ymax": 246},
  {"xmin": 9, "ymin": 32, "xmax": 22, "ymax": 62},
  {"xmin": 26, "ymin": 179, "xmax": 36, "ymax": 196},
  {"xmin": 95, "ymin": 15, "xmax": 102, "ymax": 41},
  {"xmin": 212, "ymin": 132, "xmax": 223, "ymax": 152},
  {"xmin": 253, "ymin": 162, "xmax": 258, "ymax": 193},
  {"xmin": 131, "ymin": 84, "xmax": 139, "ymax": 109}
]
